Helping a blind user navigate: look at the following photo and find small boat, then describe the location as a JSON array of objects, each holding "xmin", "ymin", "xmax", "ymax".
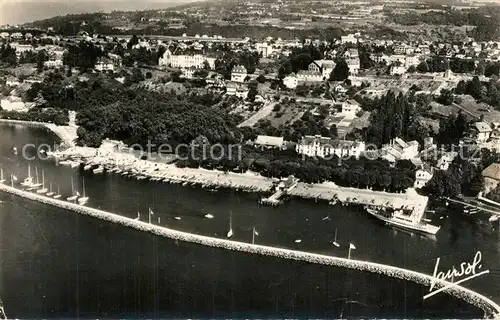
[
  {"xmin": 53, "ymin": 185, "xmax": 61, "ymax": 199},
  {"xmin": 115, "ymin": 169, "xmax": 122, "ymax": 174},
  {"xmin": 58, "ymin": 160, "xmax": 73, "ymax": 166},
  {"xmin": 21, "ymin": 166, "xmax": 34, "ymax": 187},
  {"xmin": 227, "ymin": 210, "xmax": 233, "ymax": 238},
  {"xmin": 174, "ymin": 216, "xmax": 181, "ymax": 220},
  {"xmin": 31, "ymin": 167, "xmax": 43, "ymax": 188},
  {"xmin": 322, "ymin": 216, "xmax": 330, "ymax": 221},
  {"xmin": 77, "ymin": 178, "xmax": 89, "ymax": 205},
  {"xmin": 182, "ymin": 182, "xmax": 188, "ymax": 186},
  {"xmin": 71, "ymin": 162, "xmax": 80, "ymax": 169},
  {"xmin": 46, "ymin": 182, "xmax": 55, "ymax": 197},
  {"xmin": 0, "ymin": 169, "xmax": 5, "ymax": 184},
  {"xmin": 66, "ymin": 177, "xmax": 78, "ymax": 201},
  {"xmin": 93, "ymin": 166, "xmax": 104, "ymax": 174},
  {"xmin": 134, "ymin": 212, "xmax": 140, "ymax": 220},
  {"xmin": 204, "ymin": 213, "xmax": 214, "ymax": 219},
  {"xmin": 36, "ymin": 171, "xmax": 48, "ymax": 194},
  {"xmin": 83, "ymin": 164, "xmax": 92, "ymax": 171},
  {"xmin": 489, "ymin": 215, "xmax": 499, "ymax": 222},
  {"xmin": 333, "ymin": 228, "xmax": 340, "ymax": 247},
  {"xmin": 122, "ymin": 171, "xmax": 129, "ymax": 176},
  {"xmin": 137, "ymin": 176, "xmax": 147, "ymax": 180},
  {"xmin": 12, "ymin": 147, "xmax": 18, "ymax": 154},
  {"xmin": 295, "ymin": 239, "xmax": 302, "ymax": 243}
]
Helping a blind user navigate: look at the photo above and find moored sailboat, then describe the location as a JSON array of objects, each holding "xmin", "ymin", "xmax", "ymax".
[
  {"xmin": 21, "ymin": 165, "xmax": 34, "ymax": 187},
  {"xmin": 66, "ymin": 177, "xmax": 78, "ymax": 201},
  {"xmin": 53, "ymin": 185, "xmax": 61, "ymax": 199},
  {"xmin": 333, "ymin": 228, "xmax": 340, "ymax": 247},
  {"xmin": 31, "ymin": 167, "xmax": 42, "ymax": 188},
  {"xmin": 46, "ymin": 182, "xmax": 55, "ymax": 197},
  {"xmin": 77, "ymin": 178, "xmax": 89, "ymax": 205},
  {"xmin": 0, "ymin": 169, "xmax": 5, "ymax": 184},
  {"xmin": 227, "ymin": 210, "xmax": 233, "ymax": 238},
  {"xmin": 36, "ymin": 171, "xmax": 48, "ymax": 194}
]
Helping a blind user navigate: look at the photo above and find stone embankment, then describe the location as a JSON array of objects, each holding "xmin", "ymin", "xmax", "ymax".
[{"xmin": 0, "ymin": 183, "xmax": 499, "ymax": 319}]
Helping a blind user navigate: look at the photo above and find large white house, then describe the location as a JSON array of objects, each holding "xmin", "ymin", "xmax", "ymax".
[
  {"xmin": 308, "ymin": 60, "xmax": 335, "ymax": 79},
  {"xmin": 231, "ymin": 65, "xmax": 247, "ymax": 82},
  {"xmin": 296, "ymin": 135, "xmax": 365, "ymax": 159},
  {"xmin": 159, "ymin": 49, "xmax": 215, "ymax": 69},
  {"xmin": 381, "ymin": 138, "xmax": 419, "ymax": 162}
]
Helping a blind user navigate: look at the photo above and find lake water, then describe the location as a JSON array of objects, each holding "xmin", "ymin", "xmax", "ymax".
[{"xmin": 1, "ymin": 123, "xmax": 499, "ymax": 318}]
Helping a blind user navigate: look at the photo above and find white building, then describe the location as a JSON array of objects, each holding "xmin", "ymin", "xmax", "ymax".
[
  {"xmin": 159, "ymin": 49, "xmax": 215, "ymax": 69},
  {"xmin": 297, "ymin": 70, "xmax": 323, "ymax": 82},
  {"xmin": 346, "ymin": 59, "xmax": 360, "ymax": 75},
  {"xmin": 381, "ymin": 138, "xmax": 419, "ymax": 162},
  {"xmin": 341, "ymin": 34, "xmax": 358, "ymax": 44},
  {"xmin": 1, "ymin": 96, "xmax": 26, "ymax": 111},
  {"xmin": 231, "ymin": 65, "xmax": 247, "ymax": 83},
  {"xmin": 296, "ymin": 135, "xmax": 365, "ymax": 159},
  {"xmin": 283, "ymin": 74, "xmax": 298, "ymax": 89},
  {"xmin": 44, "ymin": 60, "xmax": 63, "ymax": 68},
  {"xmin": 470, "ymin": 122, "xmax": 492, "ymax": 143},
  {"xmin": 341, "ymin": 99, "xmax": 361, "ymax": 115},
  {"xmin": 95, "ymin": 59, "xmax": 115, "ymax": 72},
  {"xmin": 436, "ymin": 152, "xmax": 458, "ymax": 171},
  {"xmin": 256, "ymin": 42, "xmax": 273, "ymax": 58},
  {"xmin": 390, "ymin": 65, "xmax": 407, "ymax": 75},
  {"xmin": 308, "ymin": 60, "xmax": 335, "ymax": 79},
  {"xmin": 254, "ymin": 135, "xmax": 284, "ymax": 149},
  {"xmin": 414, "ymin": 168, "xmax": 433, "ymax": 189}
]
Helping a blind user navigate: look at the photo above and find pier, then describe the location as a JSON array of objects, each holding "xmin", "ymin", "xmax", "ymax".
[
  {"xmin": 260, "ymin": 176, "xmax": 299, "ymax": 206},
  {"xmin": 0, "ymin": 182, "xmax": 499, "ymax": 319}
]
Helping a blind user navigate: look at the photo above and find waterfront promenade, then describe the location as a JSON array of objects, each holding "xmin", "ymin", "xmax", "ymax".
[{"xmin": 0, "ymin": 182, "xmax": 499, "ymax": 319}]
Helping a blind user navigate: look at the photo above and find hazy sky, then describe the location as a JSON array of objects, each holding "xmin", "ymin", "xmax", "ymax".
[{"xmin": 0, "ymin": 0, "xmax": 195, "ymax": 26}]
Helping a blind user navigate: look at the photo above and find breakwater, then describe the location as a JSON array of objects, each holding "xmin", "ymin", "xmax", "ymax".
[{"xmin": 1, "ymin": 183, "xmax": 499, "ymax": 319}]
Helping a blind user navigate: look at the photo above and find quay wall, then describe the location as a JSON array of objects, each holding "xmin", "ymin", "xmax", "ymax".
[{"xmin": 1, "ymin": 183, "xmax": 499, "ymax": 319}]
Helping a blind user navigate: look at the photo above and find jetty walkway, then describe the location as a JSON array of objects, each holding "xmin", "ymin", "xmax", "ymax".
[{"xmin": 0, "ymin": 183, "xmax": 499, "ymax": 319}]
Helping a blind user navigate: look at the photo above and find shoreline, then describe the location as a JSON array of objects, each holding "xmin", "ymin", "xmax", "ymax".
[
  {"xmin": 0, "ymin": 182, "xmax": 498, "ymax": 319},
  {"xmin": 0, "ymin": 119, "xmax": 77, "ymax": 148},
  {"xmin": 1, "ymin": 120, "xmax": 429, "ymax": 214}
]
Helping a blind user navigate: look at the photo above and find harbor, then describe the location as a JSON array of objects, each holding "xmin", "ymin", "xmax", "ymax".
[{"xmin": 0, "ymin": 180, "xmax": 499, "ymax": 319}]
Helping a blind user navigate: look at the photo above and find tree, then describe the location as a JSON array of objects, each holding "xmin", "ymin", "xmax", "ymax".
[
  {"xmin": 417, "ymin": 61, "xmax": 430, "ymax": 73},
  {"xmin": 145, "ymin": 71, "xmax": 153, "ymax": 79},
  {"xmin": 202, "ymin": 60, "xmax": 211, "ymax": 70},
  {"xmin": 330, "ymin": 59, "xmax": 349, "ymax": 81},
  {"xmin": 437, "ymin": 89, "xmax": 454, "ymax": 105},
  {"xmin": 127, "ymin": 35, "xmax": 139, "ymax": 50}
]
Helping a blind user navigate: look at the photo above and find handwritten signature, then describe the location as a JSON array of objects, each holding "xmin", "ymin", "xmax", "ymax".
[{"xmin": 424, "ymin": 251, "xmax": 490, "ymax": 300}]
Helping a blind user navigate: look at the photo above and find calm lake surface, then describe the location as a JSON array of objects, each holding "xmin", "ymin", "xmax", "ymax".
[{"xmin": 0, "ymin": 123, "xmax": 499, "ymax": 318}]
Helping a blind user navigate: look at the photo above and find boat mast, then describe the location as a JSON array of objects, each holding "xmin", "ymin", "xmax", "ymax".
[
  {"xmin": 82, "ymin": 178, "xmax": 85, "ymax": 197},
  {"xmin": 252, "ymin": 226, "xmax": 255, "ymax": 244},
  {"xmin": 35, "ymin": 167, "xmax": 39, "ymax": 184}
]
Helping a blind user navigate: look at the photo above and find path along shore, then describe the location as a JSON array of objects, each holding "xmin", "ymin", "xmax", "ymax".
[
  {"xmin": 0, "ymin": 119, "xmax": 429, "ymax": 213},
  {"xmin": 0, "ymin": 182, "xmax": 498, "ymax": 319}
]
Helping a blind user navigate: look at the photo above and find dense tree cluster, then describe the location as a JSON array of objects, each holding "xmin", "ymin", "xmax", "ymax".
[
  {"xmin": 0, "ymin": 44, "xmax": 17, "ymax": 67},
  {"xmin": 367, "ymin": 91, "xmax": 430, "ymax": 146},
  {"xmin": 278, "ymin": 44, "xmax": 324, "ymax": 79},
  {"xmin": 455, "ymin": 76, "xmax": 500, "ymax": 108},
  {"xmin": 0, "ymin": 108, "xmax": 69, "ymax": 125},
  {"xmin": 424, "ymin": 148, "xmax": 499, "ymax": 198},
  {"xmin": 213, "ymin": 48, "xmax": 259, "ymax": 79},
  {"xmin": 63, "ymin": 41, "xmax": 104, "ymax": 70},
  {"xmin": 180, "ymin": 144, "xmax": 416, "ymax": 191}
]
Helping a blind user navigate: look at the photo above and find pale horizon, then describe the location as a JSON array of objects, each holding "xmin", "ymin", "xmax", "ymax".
[{"xmin": 0, "ymin": 0, "xmax": 199, "ymax": 26}]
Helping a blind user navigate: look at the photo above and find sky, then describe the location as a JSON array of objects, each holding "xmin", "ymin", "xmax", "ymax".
[{"xmin": 0, "ymin": 0, "xmax": 196, "ymax": 26}]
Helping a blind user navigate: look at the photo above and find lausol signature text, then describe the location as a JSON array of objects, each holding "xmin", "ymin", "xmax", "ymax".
[{"xmin": 424, "ymin": 251, "xmax": 489, "ymax": 300}]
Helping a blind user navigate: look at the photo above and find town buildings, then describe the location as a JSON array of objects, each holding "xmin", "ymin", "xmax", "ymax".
[
  {"xmin": 231, "ymin": 65, "xmax": 248, "ymax": 82},
  {"xmin": 159, "ymin": 49, "xmax": 216, "ymax": 69},
  {"xmin": 296, "ymin": 135, "xmax": 366, "ymax": 159}
]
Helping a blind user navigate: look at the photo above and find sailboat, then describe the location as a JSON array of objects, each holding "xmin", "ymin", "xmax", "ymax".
[
  {"xmin": 46, "ymin": 182, "xmax": 54, "ymax": 197},
  {"xmin": 31, "ymin": 167, "xmax": 42, "ymax": 188},
  {"xmin": 77, "ymin": 178, "xmax": 89, "ymax": 205},
  {"xmin": 333, "ymin": 228, "xmax": 340, "ymax": 247},
  {"xmin": 0, "ymin": 169, "xmax": 5, "ymax": 184},
  {"xmin": 21, "ymin": 165, "xmax": 34, "ymax": 187},
  {"xmin": 227, "ymin": 210, "xmax": 233, "ymax": 238},
  {"xmin": 66, "ymin": 177, "xmax": 78, "ymax": 201},
  {"xmin": 36, "ymin": 171, "xmax": 48, "ymax": 194},
  {"xmin": 53, "ymin": 185, "xmax": 61, "ymax": 199}
]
